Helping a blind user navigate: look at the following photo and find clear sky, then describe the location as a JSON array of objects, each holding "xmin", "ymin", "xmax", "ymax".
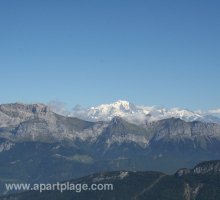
[{"xmin": 0, "ymin": 0, "xmax": 220, "ymax": 110}]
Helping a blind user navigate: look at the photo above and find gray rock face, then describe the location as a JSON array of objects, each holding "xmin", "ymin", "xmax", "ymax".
[
  {"xmin": 193, "ymin": 160, "xmax": 220, "ymax": 174},
  {"xmin": 98, "ymin": 117, "xmax": 149, "ymax": 148},
  {"xmin": 176, "ymin": 160, "xmax": 220, "ymax": 176},
  {"xmin": 147, "ymin": 118, "xmax": 220, "ymax": 140},
  {"xmin": 0, "ymin": 141, "xmax": 14, "ymax": 153},
  {"xmin": 176, "ymin": 168, "xmax": 191, "ymax": 177},
  {"xmin": 146, "ymin": 118, "xmax": 220, "ymax": 152},
  {"xmin": 0, "ymin": 103, "xmax": 106, "ymax": 143},
  {"xmin": 0, "ymin": 103, "xmax": 51, "ymax": 127}
]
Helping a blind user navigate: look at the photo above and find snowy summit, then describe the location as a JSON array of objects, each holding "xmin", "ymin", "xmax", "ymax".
[{"xmin": 70, "ymin": 100, "xmax": 220, "ymax": 124}]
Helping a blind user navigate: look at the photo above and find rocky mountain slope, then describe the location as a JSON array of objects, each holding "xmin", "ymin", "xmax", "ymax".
[
  {"xmin": 2, "ymin": 160, "xmax": 220, "ymax": 200},
  {"xmin": 1, "ymin": 103, "xmax": 220, "ymax": 149},
  {"xmin": 0, "ymin": 103, "xmax": 107, "ymax": 142}
]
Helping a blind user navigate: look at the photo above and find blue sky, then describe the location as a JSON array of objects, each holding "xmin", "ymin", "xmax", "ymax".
[{"xmin": 0, "ymin": 0, "xmax": 220, "ymax": 110}]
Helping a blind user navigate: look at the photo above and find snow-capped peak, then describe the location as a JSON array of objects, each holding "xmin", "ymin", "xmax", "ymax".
[
  {"xmin": 146, "ymin": 107, "xmax": 204, "ymax": 122},
  {"xmin": 111, "ymin": 100, "xmax": 131, "ymax": 109},
  {"xmin": 90, "ymin": 100, "xmax": 137, "ymax": 113},
  {"xmin": 70, "ymin": 100, "xmax": 220, "ymax": 124},
  {"xmin": 84, "ymin": 100, "xmax": 138, "ymax": 121}
]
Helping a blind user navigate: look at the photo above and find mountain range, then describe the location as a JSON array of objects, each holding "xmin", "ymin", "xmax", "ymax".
[
  {"xmin": 70, "ymin": 100, "xmax": 220, "ymax": 124},
  {"xmin": 0, "ymin": 102, "xmax": 220, "ymax": 195},
  {"xmin": 1, "ymin": 160, "xmax": 220, "ymax": 200}
]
